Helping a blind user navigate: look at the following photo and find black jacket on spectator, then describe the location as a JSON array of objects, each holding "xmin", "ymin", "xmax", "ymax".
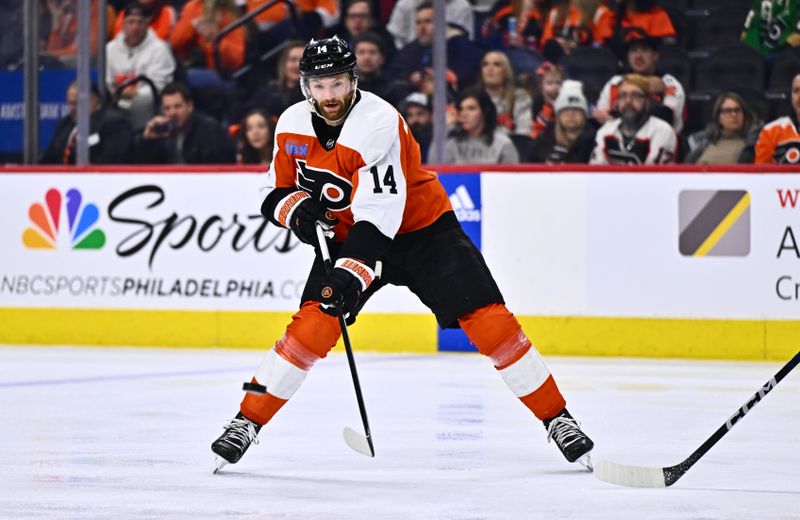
[
  {"xmin": 247, "ymin": 80, "xmax": 305, "ymax": 121},
  {"xmin": 528, "ymin": 124, "xmax": 596, "ymax": 164},
  {"xmin": 327, "ymin": 26, "xmax": 397, "ymax": 63},
  {"xmin": 684, "ymin": 122, "xmax": 763, "ymax": 164},
  {"xmin": 41, "ymin": 105, "xmax": 134, "ymax": 164},
  {"xmin": 358, "ymin": 72, "xmax": 410, "ymax": 108},
  {"xmin": 137, "ymin": 111, "xmax": 235, "ymax": 164},
  {"xmin": 385, "ymin": 29, "xmax": 482, "ymax": 90}
]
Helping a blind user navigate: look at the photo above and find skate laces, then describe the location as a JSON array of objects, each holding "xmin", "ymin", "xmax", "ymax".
[
  {"xmin": 221, "ymin": 418, "xmax": 260, "ymax": 449},
  {"xmin": 546, "ymin": 416, "xmax": 583, "ymax": 448}
]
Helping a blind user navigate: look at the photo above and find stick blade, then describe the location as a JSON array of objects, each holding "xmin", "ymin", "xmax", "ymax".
[
  {"xmin": 343, "ymin": 427, "xmax": 374, "ymax": 457},
  {"xmin": 594, "ymin": 460, "xmax": 667, "ymax": 488}
]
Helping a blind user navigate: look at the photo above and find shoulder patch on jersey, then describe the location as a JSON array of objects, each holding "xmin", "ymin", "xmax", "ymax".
[{"xmin": 285, "ymin": 140, "xmax": 310, "ymax": 157}]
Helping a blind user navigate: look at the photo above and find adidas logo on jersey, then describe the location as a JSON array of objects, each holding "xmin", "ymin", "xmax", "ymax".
[{"xmin": 449, "ymin": 185, "xmax": 481, "ymax": 222}]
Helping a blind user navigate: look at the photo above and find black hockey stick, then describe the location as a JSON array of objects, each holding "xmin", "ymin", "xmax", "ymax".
[
  {"xmin": 314, "ymin": 223, "xmax": 375, "ymax": 457},
  {"xmin": 595, "ymin": 350, "xmax": 800, "ymax": 487}
]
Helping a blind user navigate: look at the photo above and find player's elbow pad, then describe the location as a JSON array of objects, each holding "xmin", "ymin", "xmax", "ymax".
[{"xmin": 339, "ymin": 221, "xmax": 392, "ymax": 267}]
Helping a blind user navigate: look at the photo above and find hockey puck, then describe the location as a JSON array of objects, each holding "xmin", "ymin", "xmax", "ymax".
[{"xmin": 242, "ymin": 382, "xmax": 267, "ymax": 395}]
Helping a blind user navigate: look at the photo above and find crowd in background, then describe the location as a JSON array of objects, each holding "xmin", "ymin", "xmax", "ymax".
[{"xmin": 2, "ymin": 0, "xmax": 800, "ymax": 166}]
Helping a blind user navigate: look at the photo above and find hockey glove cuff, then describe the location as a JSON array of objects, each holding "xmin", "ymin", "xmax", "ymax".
[
  {"xmin": 273, "ymin": 191, "xmax": 337, "ymax": 245},
  {"xmin": 319, "ymin": 257, "xmax": 375, "ymax": 319}
]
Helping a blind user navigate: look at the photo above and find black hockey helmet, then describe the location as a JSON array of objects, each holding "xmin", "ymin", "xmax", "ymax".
[{"xmin": 299, "ymin": 36, "xmax": 357, "ymax": 79}]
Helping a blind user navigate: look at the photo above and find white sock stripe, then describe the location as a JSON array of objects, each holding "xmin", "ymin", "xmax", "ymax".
[
  {"xmin": 498, "ymin": 349, "xmax": 551, "ymax": 397},
  {"xmin": 274, "ymin": 190, "xmax": 310, "ymax": 228},
  {"xmin": 334, "ymin": 257, "xmax": 375, "ymax": 291},
  {"xmin": 253, "ymin": 348, "xmax": 277, "ymax": 385},
  {"xmin": 267, "ymin": 354, "xmax": 309, "ymax": 400},
  {"xmin": 252, "ymin": 348, "xmax": 309, "ymax": 400}
]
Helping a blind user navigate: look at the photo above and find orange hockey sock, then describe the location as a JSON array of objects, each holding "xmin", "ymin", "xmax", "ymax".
[
  {"xmin": 459, "ymin": 303, "xmax": 566, "ymax": 420},
  {"xmin": 241, "ymin": 301, "xmax": 341, "ymax": 425}
]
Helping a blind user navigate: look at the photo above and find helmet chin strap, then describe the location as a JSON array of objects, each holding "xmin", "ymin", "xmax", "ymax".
[{"xmin": 302, "ymin": 76, "xmax": 359, "ymax": 125}]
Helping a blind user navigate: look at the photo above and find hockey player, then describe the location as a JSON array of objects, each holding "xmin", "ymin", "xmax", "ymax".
[
  {"xmin": 211, "ymin": 35, "xmax": 594, "ymax": 472},
  {"xmin": 590, "ymin": 73, "xmax": 677, "ymax": 165}
]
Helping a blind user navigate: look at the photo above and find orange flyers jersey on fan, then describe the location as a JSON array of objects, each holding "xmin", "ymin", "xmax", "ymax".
[
  {"xmin": 266, "ymin": 90, "xmax": 452, "ymax": 242},
  {"xmin": 755, "ymin": 116, "xmax": 800, "ymax": 164}
]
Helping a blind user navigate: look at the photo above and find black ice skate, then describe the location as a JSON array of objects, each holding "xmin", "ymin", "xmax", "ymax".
[
  {"xmin": 543, "ymin": 408, "xmax": 594, "ymax": 470},
  {"xmin": 211, "ymin": 412, "xmax": 262, "ymax": 473}
]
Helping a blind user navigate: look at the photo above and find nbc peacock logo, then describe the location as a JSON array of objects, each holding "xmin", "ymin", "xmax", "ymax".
[{"xmin": 23, "ymin": 188, "xmax": 106, "ymax": 250}]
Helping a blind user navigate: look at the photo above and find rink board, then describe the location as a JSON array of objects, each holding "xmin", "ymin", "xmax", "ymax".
[{"xmin": 0, "ymin": 166, "xmax": 798, "ymax": 360}]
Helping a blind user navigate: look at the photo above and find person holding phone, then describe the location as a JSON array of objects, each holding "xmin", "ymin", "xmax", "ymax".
[{"xmin": 139, "ymin": 82, "xmax": 235, "ymax": 163}]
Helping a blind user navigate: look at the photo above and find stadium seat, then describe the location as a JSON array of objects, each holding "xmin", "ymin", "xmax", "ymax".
[
  {"xmin": 692, "ymin": 0, "xmax": 751, "ymax": 9},
  {"xmin": 730, "ymin": 86, "xmax": 769, "ymax": 123},
  {"xmin": 767, "ymin": 92, "xmax": 790, "ymax": 121},
  {"xmin": 659, "ymin": 0, "xmax": 690, "ymax": 11},
  {"xmin": 657, "ymin": 46, "xmax": 692, "ymax": 91},
  {"xmin": 664, "ymin": 8, "xmax": 690, "ymax": 50},
  {"xmin": 685, "ymin": 89, "xmax": 717, "ymax": 134},
  {"xmin": 693, "ymin": 44, "xmax": 765, "ymax": 91},
  {"xmin": 690, "ymin": 5, "xmax": 751, "ymax": 51},
  {"xmin": 768, "ymin": 47, "xmax": 800, "ymax": 91},
  {"xmin": 559, "ymin": 47, "xmax": 620, "ymax": 103},
  {"xmin": 505, "ymin": 47, "xmax": 545, "ymax": 76},
  {"xmin": 509, "ymin": 134, "xmax": 535, "ymax": 162}
]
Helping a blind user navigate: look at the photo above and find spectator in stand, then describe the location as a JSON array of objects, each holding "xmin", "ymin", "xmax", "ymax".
[
  {"xmin": 400, "ymin": 92, "xmax": 433, "ymax": 162},
  {"xmin": 247, "ymin": 0, "xmax": 339, "ymax": 39},
  {"xmin": 539, "ymin": 0, "xmax": 615, "ymax": 62},
  {"xmin": 686, "ymin": 92, "xmax": 761, "ymax": 164},
  {"xmin": 529, "ymin": 79, "xmax": 595, "ymax": 163},
  {"xmin": 170, "ymin": 0, "xmax": 245, "ymax": 74},
  {"xmin": 478, "ymin": 50, "xmax": 533, "ymax": 135},
  {"xmin": 328, "ymin": 0, "xmax": 396, "ymax": 62},
  {"xmin": 445, "ymin": 88, "xmax": 520, "ymax": 164},
  {"xmin": 742, "ymin": 0, "xmax": 800, "ymax": 57},
  {"xmin": 610, "ymin": 0, "xmax": 676, "ymax": 51},
  {"xmin": 41, "ymin": 81, "xmax": 134, "ymax": 164},
  {"xmin": 139, "ymin": 82, "xmax": 235, "ymax": 163},
  {"xmin": 530, "ymin": 61, "xmax": 564, "ymax": 138},
  {"xmin": 594, "ymin": 35, "xmax": 685, "ymax": 134},
  {"xmin": 42, "ymin": 0, "xmax": 115, "ymax": 65},
  {"xmin": 247, "ymin": 40, "xmax": 306, "ymax": 117},
  {"xmin": 112, "ymin": 0, "xmax": 175, "ymax": 40},
  {"xmin": 353, "ymin": 32, "xmax": 406, "ymax": 106},
  {"xmin": 755, "ymin": 73, "xmax": 800, "ymax": 164},
  {"xmin": 590, "ymin": 73, "xmax": 676, "ymax": 164},
  {"xmin": 386, "ymin": 2, "xmax": 483, "ymax": 90},
  {"xmin": 483, "ymin": 0, "xmax": 549, "ymax": 50},
  {"xmin": 387, "ymin": 0, "xmax": 474, "ymax": 48},
  {"xmin": 236, "ymin": 108, "xmax": 275, "ymax": 165},
  {"xmin": 106, "ymin": 1, "xmax": 176, "ymax": 130}
]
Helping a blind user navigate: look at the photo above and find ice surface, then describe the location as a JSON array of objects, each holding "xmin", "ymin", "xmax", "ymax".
[{"xmin": 1, "ymin": 346, "xmax": 798, "ymax": 519}]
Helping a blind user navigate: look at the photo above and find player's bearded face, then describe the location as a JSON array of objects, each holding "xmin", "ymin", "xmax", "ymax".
[{"xmin": 308, "ymin": 73, "xmax": 355, "ymax": 121}]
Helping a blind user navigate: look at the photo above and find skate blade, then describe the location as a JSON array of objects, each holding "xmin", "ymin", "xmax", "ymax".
[
  {"xmin": 576, "ymin": 452, "xmax": 593, "ymax": 472},
  {"xmin": 213, "ymin": 456, "xmax": 229, "ymax": 474}
]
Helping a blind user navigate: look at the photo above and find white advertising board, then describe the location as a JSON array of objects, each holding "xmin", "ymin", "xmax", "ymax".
[
  {"xmin": 0, "ymin": 173, "xmax": 423, "ymax": 312},
  {"xmin": 483, "ymin": 173, "xmax": 800, "ymax": 320},
  {"xmin": 3, "ymin": 172, "xmax": 798, "ymax": 321}
]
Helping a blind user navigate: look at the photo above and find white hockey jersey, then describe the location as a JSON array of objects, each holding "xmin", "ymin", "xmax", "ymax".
[
  {"xmin": 267, "ymin": 90, "xmax": 451, "ymax": 242},
  {"xmin": 590, "ymin": 115, "xmax": 678, "ymax": 165},
  {"xmin": 596, "ymin": 74, "xmax": 686, "ymax": 134}
]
